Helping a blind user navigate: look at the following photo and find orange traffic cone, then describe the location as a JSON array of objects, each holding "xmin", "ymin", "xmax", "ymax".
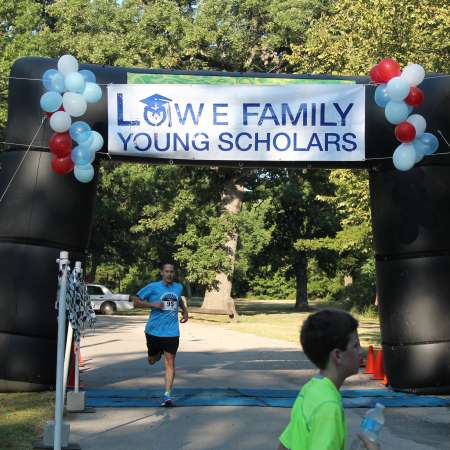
[
  {"xmin": 79, "ymin": 349, "xmax": 85, "ymax": 367},
  {"xmin": 372, "ymin": 349, "xmax": 385, "ymax": 380},
  {"xmin": 364, "ymin": 345, "xmax": 375, "ymax": 374},
  {"xmin": 380, "ymin": 374, "xmax": 389, "ymax": 386}
]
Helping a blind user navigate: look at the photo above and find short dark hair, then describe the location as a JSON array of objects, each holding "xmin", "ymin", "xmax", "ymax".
[
  {"xmin": 161, "ymin": 262, "xmax": 175, "ymax": 270},
  {"xmin": 300, "ymin": 309, "xmax": 358, "ymax": 370}
]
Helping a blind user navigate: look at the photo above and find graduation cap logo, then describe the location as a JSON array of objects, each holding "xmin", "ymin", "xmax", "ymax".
[{"xmin": 141, "ymin": 93, "xmax": 172, "ymax": 127}]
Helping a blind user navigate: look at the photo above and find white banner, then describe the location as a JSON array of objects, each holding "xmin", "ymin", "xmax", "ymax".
[{"xmin": 107, "ymin": 84, "xmax": 365, "ymax": 162}]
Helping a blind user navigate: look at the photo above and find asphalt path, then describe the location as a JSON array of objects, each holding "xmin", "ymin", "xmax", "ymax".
[{"xmin": 66, "ymin": 315, "xmax": 450, "ymax": 450}]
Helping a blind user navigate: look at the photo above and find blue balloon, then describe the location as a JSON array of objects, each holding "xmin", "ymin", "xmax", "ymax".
[
  {"xmin": 79, "ymin": 70, "xmax": 96, "ymax": 83},
  {"xmin": 74, "ymin": 164, "xmax": 95, "ymax": 183},
  {"xmin": 71, "ymin": 146, "xmax": 95, "ymax": 166},
  {"xmin": 69, "ymin": 121, "xmax": 92, "ymax": 144},
  {"xmin": 414, "ymin": 145, "xmax": 425, "ymax": 163},
  {"xmin": 42, "ymin": 69, "xmax": 65, "ymax": 93},
  {"xmin": 386, "ymin": 76, "xmax": 410, "ymax": 102},
  {"xmin": 374, "ymin": 84, "xmax": 390, "ymax": 107},
  {"xmin": 40, "ymin": 91, "xmax": 63, "ymax": 112},
  {"xmin": 65, "ymin": 72, "xmax": 86, "ymax": 94},
  {"xmin": 385, "ymin": 101, "xmax": 410, "ymax": 125},
  {"xmin": 82, "ymin": 82, "xmax": 102, "ymax": 103},
  {"xmin": 88, "ymin": 131, "xmax": 104, "ymax": 152},
  {"xmin": 393, "ymin": 143, "xmax": 416, "ymax": 171},
  {"xmin": 418, "ymin": 133, "xmax": 439, "ymax": 155}
]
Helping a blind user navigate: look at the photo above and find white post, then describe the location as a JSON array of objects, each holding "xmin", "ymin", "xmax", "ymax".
[
  {"xmin": 54, "ymin": 251, "xmax": 70, "ymax": 450},
  {"xmin": 75, "ymin": 347, "xmax": 80, "ymax": 393},
  {"xmin": 63, "ymin": 323, "xmax": 73, "ymax": 398}
]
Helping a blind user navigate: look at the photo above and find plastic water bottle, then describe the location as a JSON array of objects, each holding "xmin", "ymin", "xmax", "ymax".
[{"xmin": 350, "ymin": 403, "xmax": 385, "ymax": 449}]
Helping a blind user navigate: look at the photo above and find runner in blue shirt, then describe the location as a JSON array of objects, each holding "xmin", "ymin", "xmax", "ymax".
[{"xmin": 132, "ymin": 263, "xmax": 188, "ymax": 406}]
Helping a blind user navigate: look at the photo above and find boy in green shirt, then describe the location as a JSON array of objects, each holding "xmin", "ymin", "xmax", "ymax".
[{"xmin": 278, "ymin": 309, "xmax": 381, "ymax": 450}]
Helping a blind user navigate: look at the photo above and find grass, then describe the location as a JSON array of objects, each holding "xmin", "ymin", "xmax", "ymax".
[
  {"xmin": 0, "ymin": 391, "xmax": 55, "ymax": 450},
  {"xmin": 185, "ymin": 297, "xmax": 382, "ymax": 352}
]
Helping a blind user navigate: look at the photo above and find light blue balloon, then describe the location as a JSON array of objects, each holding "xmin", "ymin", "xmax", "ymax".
[
  {"xmin": 65, "ymin": 72, "xmax": 86, "ymax": 94},
  {"xmin": 40, "ymin": 91, "xmax": 63, "ymax": 112},
  {"xmin": 42, "ymin": 69, "xmax": 65, "ymax": 93},
  {"xmin": 419, "ymin": 133, "xmax": 439, "ymax": 155},
  {"xmin": 393, "ymin": 143, "xmax": 416, "ymax": 171},
  {"xmin": 88, "ymin": 131, "xmax": 104, "ymax": 152},
  {"xmin": 74, "ymin": 164, "xmax": 95, "ymax": 183},
  {"xmin": 69, "ymin": 121, "xmax": 92, "ymax": 144},
  {"xmin": 71, "ymin": 146, "xmax": 95, "ymax": 166},
  {"xmin": 385, "ymin": 101, "xmax": 410, "ymax": 125},
  {"xmin": 79, "ymin": 69, "xmax": 96, "ymax": 83},
  {"xmin": 386, "ymin": 77, "xmax": 410, "ymax": 102},
  {"xmin": 82, "ymin": 82, "xmax": 102, "ymax": 103},
  {"xmin": 414, "ymin": 145, "xmax": 425, "ymax": 163},
  {"xmin": 374, "ymin": 84, "xmax": 390, "ymax": 108}
]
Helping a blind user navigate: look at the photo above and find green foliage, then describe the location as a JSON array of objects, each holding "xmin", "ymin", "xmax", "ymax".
[
  {"xmin": 0, "ymin": 0, "xmax": 48, "ymax": 133},
  {"xmin": 245, "ymin": 265, "xmax": 296, "ymax": 300},
  {"xmin": 287, "ymin": 0, "xmax": 450, "ymax": 75}
]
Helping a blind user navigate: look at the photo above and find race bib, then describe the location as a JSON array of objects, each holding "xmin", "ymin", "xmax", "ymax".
[{"xmin": 161, "ymin": 293, "xmax": 178, "ymax": 311}]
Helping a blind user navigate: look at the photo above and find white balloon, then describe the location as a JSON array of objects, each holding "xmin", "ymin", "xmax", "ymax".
[
  {"xmin": 49, "ymin": 111, "xmax": 72, "ymax": 133},
  {"xmin": 393, "ymin": 143, "xmax": 416, "ymax": 171},
  {"xmin": 406, "ymin": 114, "xmax": 427, "ymax": 137},
  {"xmin": 57, "ymin": 54, "xmax": 79, "ymax": 76},
  {"xmin": 63, "ymin": 92, "xmax": 87, "ymax": 117},
  {"xmin": 400, "ymin": 64, "xmax": 425, "ymax": 87}
]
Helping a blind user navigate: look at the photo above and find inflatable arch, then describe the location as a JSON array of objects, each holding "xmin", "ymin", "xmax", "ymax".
[{"xmin": 1, "ymin": 57, "xmax": 450, "ymax": 393}]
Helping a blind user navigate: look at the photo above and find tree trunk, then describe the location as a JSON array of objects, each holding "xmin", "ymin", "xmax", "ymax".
[
  {"xmin": 293, "ymin": 252, "xmax": 308, "ymax": 311},
  {"xmin": 344, "ymin": 274, "xmax": 353, "ymax": 286},
  {"xmin": 202, "ymin": 177, "xmax": 244, "ymax": 311}
]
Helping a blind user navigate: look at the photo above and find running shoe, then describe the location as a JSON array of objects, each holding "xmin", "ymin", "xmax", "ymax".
[{"xmin": 161, "ymin": 394, "xmax": 173, "ymax": 407}]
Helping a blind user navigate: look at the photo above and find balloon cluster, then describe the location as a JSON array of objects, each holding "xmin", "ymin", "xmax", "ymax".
[
  {"xmin": 370, "ymin": 58, "xmax": 439, "ymax": 171},
  {"xmin": 39, "ymin": 55, "xmax": 104, "ymax": 183}
]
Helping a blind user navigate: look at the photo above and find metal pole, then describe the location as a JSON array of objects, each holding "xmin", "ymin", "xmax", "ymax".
[
  {"xmin": 73, "ymin": 261, "xmax": 82, "ymax": 394},
  {"xmin": 54, "ymin": 251, "xmax": 70, "ymax": 450}
]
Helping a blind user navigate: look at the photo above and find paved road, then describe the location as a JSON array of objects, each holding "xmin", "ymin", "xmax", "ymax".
[{"xmin": 66, "ymin": 316, "xmax": 450, "ymax": 450}]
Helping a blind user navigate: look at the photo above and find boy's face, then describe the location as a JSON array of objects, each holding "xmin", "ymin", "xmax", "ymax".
[{"xmin": 340, "ymin": 331, "xmax": 362, "ymax": 377}]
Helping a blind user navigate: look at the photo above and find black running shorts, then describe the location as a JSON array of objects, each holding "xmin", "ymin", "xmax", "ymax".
[{"xmin": 145, "ymin": 333, "xmax": 179, "ymax": 356}]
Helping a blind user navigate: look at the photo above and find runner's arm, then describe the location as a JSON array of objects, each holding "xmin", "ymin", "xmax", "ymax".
[
  {"xmin": 179, "ymin": 295, "xmax": 189, "ymax": 323},
  {"xmin": 131, "ymin": 295, "xmax": 163, "ymax": 309}
]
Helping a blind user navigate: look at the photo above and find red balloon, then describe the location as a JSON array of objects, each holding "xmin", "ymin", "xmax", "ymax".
[
  {"xmin": 377, "ymin": 58, "xmax": 401, "ymax": 83},
  {"xmin": 395, "ymin": 122, "xmax": 416, "ymax": 143},
  {"xmin": 51, "ymin": 155, "xmax": 74, "ymax": 174},
  {"xmin": 369, "ymin": 65, "xmax": 383, "ymax": 83},
  {"xmin": 405, "ymin": 86, "xmax": 424, "ymax": 107},
  {"xmin": 49, "ymin": 132, "xmax": 73, "ymax": 157}
]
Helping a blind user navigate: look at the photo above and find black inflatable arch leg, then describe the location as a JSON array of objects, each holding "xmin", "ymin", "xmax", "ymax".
[
  {"xmin": 0, "ymin": 149, "xmax": 97, "ymax": 391},
  {"xmin": 370, "ymin": 166, "xmax": 450, "ymax": 392}
]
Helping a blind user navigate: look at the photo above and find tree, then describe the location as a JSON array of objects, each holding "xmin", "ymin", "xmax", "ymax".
[
  {"xmin": 251, "ymin": 169, "xmax": 339, "ymax": 310},
  {"xmin": 286, "ymin": 0, "xmax": 450, "ymax": 309},
  {"xmin": 0, "ymin": 0, "xmax": 50, "ymax": 137}
]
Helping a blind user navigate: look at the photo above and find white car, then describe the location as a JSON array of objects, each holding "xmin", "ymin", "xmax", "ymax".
[{"xmin": 87, "ymin": 283, "xmax": 134, "ymax": 315}]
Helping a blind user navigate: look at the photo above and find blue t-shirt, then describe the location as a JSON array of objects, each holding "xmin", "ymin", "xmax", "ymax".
[{"xmin": 137, "ymin": 281, "xmax": 184, "ymax": 337}]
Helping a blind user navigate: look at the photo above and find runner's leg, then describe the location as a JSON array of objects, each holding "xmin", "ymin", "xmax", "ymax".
[{"xmin": 164, "ymin": 352, "xmax": 175, "ymax": 393}]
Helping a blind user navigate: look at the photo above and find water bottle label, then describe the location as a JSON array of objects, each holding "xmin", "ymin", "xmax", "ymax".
[{"xmin": 361, "ymin": 417, "xmax": 382, "ymax": 433}]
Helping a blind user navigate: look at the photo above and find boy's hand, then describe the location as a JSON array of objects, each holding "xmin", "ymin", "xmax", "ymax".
[
  {"xmin": 180, "ymin": 310, "xmax": 189, "ymax": 323},
  {"xmin": 357, "ymin": 433, "xmax": 381, "ymax": 450}
]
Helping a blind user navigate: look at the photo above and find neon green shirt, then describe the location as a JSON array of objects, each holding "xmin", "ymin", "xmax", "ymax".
[{"xmin": 279, "ymin": 376, "xmax": 347, "ymax": 450}]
